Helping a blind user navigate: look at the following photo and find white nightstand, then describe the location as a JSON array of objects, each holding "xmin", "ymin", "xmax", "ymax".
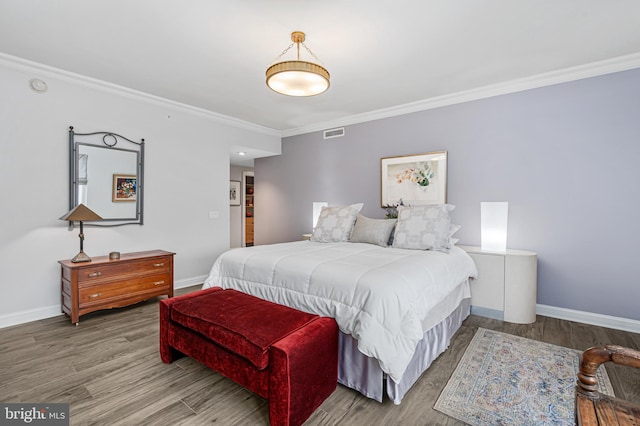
[{"xmin": 459, "ymin": 245, "xmax": 538, "ymax": 324}]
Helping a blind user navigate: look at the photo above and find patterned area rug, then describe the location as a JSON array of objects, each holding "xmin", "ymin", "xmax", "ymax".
[{"xmin": 434, "ymin": 328, "xmax": 614, "ymax": 425}]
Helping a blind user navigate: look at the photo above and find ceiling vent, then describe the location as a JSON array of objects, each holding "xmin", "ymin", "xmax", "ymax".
[{"xmin": 323, "ymin": 127, "xmax": 345, "ymax": 139}]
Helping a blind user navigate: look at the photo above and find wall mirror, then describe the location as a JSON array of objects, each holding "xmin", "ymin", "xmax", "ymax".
[{"xmin": 68, "ymin": 126, "xmax": 144, "ymax": 226}]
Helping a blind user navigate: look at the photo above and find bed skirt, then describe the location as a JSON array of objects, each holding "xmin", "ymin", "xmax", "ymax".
[{"xmin": 338, "ymin": 297, "xmax": 471, "ymax": 404}]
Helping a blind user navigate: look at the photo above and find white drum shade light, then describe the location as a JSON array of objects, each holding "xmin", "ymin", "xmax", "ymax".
[
  {"xmin": 266, "ymin": 31, "xmax": 330, "ymax": 97},
  {"xmin": 481, "ymin": 202, "xmax": 509, "ymax": 252}
]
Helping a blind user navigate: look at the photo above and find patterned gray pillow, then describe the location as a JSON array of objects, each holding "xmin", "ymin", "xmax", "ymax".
[
  {"xmin": 311, "ymin": 203, "xmax": 363, "ymax": 242},
  {"xmin": 392, "ymin": 204, "xmax": 455, "ymax": 252},
  {"xmin": 350, "ymin": 215, "xmax": 397, "ymax": 247}
]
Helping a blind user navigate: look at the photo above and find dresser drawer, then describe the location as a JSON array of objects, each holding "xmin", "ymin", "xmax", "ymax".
[
  {"xmin": 79, "ymin": 273, "xmax": 171, "ymax": 306},
  {"xmin": 76, "ymin": 257, "xmax": 171, "ymax": 285}
]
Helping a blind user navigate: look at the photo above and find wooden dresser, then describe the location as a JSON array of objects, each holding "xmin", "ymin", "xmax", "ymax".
[{"xmin": 59, "ymin": 250, "xmax": 175, "ymax": 325}]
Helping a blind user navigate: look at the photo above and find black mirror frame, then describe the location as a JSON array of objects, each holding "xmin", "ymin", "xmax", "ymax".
[{"xmin": 68, "ymin": 126, "xmax": 145, "ymax": 227}]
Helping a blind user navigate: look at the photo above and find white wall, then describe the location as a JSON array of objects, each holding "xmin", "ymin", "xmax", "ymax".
[{"xmin": 0, "ymin": 56, "xmax": 280, "ymax": 327}]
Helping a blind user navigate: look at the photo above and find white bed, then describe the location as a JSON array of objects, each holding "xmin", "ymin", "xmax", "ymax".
[{"xmin": 203, "ymin": 240, "xmax": 477, "ymax": 404}]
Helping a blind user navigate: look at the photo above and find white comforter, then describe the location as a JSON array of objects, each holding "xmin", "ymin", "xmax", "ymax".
[{"xmin": 203, "ymin": 241, "xmax": 477, "ymax": 382}]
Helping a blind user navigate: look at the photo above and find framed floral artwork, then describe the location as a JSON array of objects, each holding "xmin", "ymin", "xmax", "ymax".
[
  {"xmin": 230, "ymin": 180, "xmax": 241, "ymax": 206},
  {"xmin": 112, "ymin": 174, "xmax": 137, "ymax": 202},
  {"xmin": 380, "ymin": 151, "xmax": 447, "ymax": 207}
]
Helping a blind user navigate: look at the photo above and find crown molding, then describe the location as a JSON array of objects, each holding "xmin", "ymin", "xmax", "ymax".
[
  {"xmin": 0, "ymin": 52, "xmax": 281, "ymax": 138},
  {"xmin": 4, "ymin": 51, "xmax": 639, "ymax": 140},
  {"xmin": 282, "ymin": 52, "xmax": 640, "ymax": 137}
]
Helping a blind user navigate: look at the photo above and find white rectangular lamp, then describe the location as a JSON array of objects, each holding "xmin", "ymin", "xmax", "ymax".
[{"xmin": 481, "ymin": 202, "xmax": 508, "ymax": 252}]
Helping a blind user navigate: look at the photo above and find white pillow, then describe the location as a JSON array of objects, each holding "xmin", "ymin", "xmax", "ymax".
[
  {"xmin": 350, "ymin": 215, "xmax": 397, "ymax": 247},
  {"xmin": 392, "ymin": 204, "xmax": 455, "ymax": 252},
  {"xmin": 311, "ymin": 203, "xmax": 363, "ymax": 242}
]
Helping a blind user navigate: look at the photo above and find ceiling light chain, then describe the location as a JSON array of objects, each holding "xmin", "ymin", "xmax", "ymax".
[
  {"xmin": 272, "ymin": 41, "xmax": 323, "ymax": 66},
  {"xmin": 300, "ymin": 42, "xmax": 323, "ymax": 65},
  {"xmin": 273, "ymin": 43, "xmax": 295, "ymax": 63}
]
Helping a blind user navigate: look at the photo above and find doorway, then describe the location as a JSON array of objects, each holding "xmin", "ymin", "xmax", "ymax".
[{"xmin": 242, "ymin": 171, "xmax": 254, "ymax": 247}]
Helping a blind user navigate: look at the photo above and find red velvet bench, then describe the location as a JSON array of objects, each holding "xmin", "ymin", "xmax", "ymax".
[{"xmin": 159, "ymin": 287, "xmax": 338, "ymax": 426}]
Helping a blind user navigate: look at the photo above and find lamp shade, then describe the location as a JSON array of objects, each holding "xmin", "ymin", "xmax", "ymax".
[
  {"xmin": 59, "ymin": 203, "xmax": 103, "ymax": 222},
  {"xmin": 266, "ymin": 61, "xmax": 330, "ymax": 96},
  {"xmin": 481, "ymin": 202, "xmax": 508, "ymax": 252},
  {"xmin": 60, "ymin": 204, "xmax": 102, "ymax": 263}
]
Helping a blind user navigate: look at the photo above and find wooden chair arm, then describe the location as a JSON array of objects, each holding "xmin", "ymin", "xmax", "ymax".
[{"xmin": 577, "ymin": 345, "xmax": 640, "ymax": 397}]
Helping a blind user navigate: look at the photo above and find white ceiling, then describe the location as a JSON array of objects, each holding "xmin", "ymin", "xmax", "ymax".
[{"xmin": 2, "ymin": 1, "xmax": 640, "ymax": 150}]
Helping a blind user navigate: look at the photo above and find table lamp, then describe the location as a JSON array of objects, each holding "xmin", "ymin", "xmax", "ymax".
[
  {"xmin": 480, "ymin": 202, "xmax": 508, "ymax": 252},
  {"xmin": 60, "ymin": 203, "xmax": 103, "ymax": 262}
]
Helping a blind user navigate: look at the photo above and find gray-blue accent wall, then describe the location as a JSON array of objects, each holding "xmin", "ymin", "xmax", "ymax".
[{"xmin": 255, "ymin": 68, "xmax": 640, "ymax": 321}]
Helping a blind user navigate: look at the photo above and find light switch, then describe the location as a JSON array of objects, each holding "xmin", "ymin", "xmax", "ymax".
[{"xmin": 209, "ymin": 211, "xmax": 219, "ymax": 219}]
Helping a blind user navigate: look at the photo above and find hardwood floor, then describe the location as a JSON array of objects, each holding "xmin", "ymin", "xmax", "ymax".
[{"xmin": 1, "ymin": 285, "xmax": 639, "ymax": 425}]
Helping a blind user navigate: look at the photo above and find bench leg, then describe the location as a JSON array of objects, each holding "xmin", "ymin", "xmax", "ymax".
[{"xmin": 269, "ymin": 317, "xmax": 338, "ymax": 426}]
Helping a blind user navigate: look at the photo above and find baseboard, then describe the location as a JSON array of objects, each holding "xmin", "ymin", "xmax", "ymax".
[
  {"xmin": 536, "ymin": 304, "xmax": 640, "ymax": 334},
  {"xmin": 0, "ymin": 275, "xmax": 208, "ymax": 329},
  {"xmin": 0, "ymin": 305, "xmax": 63, "ymax": 330},
  {"xmin": 470, "ymin": 306, "xmax": 504, "ymax": 321},
  {"xmin": 174, "ymin": 275, "xmax": 207, "ymax": 290}
]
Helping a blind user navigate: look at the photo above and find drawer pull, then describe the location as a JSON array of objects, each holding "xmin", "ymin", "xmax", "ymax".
[
  {"xmin": 88, "ymin": 271, "xmax": 102, "ymax": 277},
  {"xmin": 153, "ymin": 281, "xmax": 165, "ymax": 286},
  {"xmin": 153, "ymin": 263, "xmax": 165, "ymax": 267},
  {"xmin": 89, "ymin": 293, "xmax": 102, "ymax": 299}
]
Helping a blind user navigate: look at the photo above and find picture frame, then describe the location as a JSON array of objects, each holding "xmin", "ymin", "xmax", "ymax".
[
  {"xmin": 230, "ymin": 180, "xmax": 241, "ymax": 206},
  {"xmin": 380, "ymin": 151, "xmax": 447, "ymax": 207},
  {"xmin": 112, "ymin": 174, "xmax": 137, "ymax": 202}
]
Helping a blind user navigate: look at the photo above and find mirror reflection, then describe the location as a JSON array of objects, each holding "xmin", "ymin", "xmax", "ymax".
[
  {"xmin": 69, "ymin": 127, "xmax": 144, "ymax": 226},
  {"xmin": 76, "ymin": 144, "xmax": 138, "ymax": 219}
]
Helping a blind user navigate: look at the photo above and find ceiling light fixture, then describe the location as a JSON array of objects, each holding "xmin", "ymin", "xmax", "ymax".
[{"xmin": 266, "ymin": 31, "xmax": 330, "ymax": 97}]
